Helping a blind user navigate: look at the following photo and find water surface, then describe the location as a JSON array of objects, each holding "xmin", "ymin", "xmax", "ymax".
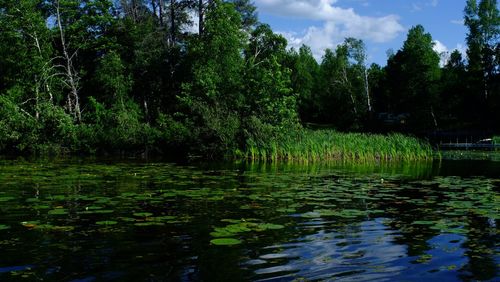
[{"xmin": 0, "ymin": 159, "xmax": 498, "ymax": 281}]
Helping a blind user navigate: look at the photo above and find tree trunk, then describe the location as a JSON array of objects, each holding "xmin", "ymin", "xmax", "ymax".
[
  {"xmin": 342, "ymin": 66, "xmax": 357, "ymax": 115},
  {"xmin": 151, "ymin": 0, "xmax": 157, "ymax": 20},
  {"xmin": 55, "ymin": 0, "xmax": 81, "ymax": 122},
  {"xmin": 198, "ymin": 0, "xmax": 204, "ymax": 35},
  {"xmin": 170, "ymin": 0, "xmax": 176, "ymax": 44},
  {"xmin": 31, "ymin": 30, "xmax": 53, "ymax": 103},
  {"xmin": 364, "ymin": 68, "xmax": 372, "ymax": 112},
  {"xmin": 159, "ymin": 0, "xmax": 164, "ymax": 26}
]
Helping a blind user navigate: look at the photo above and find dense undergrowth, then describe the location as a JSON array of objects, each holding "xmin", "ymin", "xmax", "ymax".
[{"xmin": 0, "ymin": 97, "xmax": 433, "ymax": 161}]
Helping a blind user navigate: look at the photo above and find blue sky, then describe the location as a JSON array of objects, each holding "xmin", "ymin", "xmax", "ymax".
[{"xmin": 254, "ymin": 0, "xmax": 471, "ymax": 65}]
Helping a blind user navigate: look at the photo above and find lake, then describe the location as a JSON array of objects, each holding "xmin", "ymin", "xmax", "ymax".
[{"xmin": 0, "ymin": 158, "xmax": 498, "ymax": 281}]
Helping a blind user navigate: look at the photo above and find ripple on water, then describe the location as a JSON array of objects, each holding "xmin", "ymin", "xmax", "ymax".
[{"xmin": 250, "ymin": 218, "xmax": 409, "ymax": 281}]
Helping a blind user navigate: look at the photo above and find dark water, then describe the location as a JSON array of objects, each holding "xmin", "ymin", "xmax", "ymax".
[{"xmin": 0, "ymin": 159, "xmax": 498, "ymax": 281}]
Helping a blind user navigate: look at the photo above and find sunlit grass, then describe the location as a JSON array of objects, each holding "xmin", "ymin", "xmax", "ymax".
[{"xmin": 244, "ymin": 129, "xmax": 433, "ymax": 162}]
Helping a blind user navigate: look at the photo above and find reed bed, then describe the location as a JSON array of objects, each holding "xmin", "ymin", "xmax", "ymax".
[{"xmin": 245, "ymin": 129, "xmax": 433, "ymax": 162}]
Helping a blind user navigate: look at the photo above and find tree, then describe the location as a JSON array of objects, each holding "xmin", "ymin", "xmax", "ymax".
[
  {"xmin": 53, "ymin": 0, "xmax": 82, "ymax": 122},
  {"xmin": 289, "ymin": 45, "xmax": 319, "ymax": 122},
  {"xmin": 385, "ymin": 25, "xmax": 441, "ymax": 130},
  {"xmin": 345, "ymin": 38, "xmax": 372, "ymax": 114},
  {"xmin": 439, "ymin": 50, "xmax": 468, "ymax": 126},
  {"xmin": 181, "ymin": 0, "xmax": 246, "ymax": 155},
  {"xmin": 0, "ymin": 0, "xmax": 56, "ymax": 120},
  {"xmin": 464, "ymin": 0, "xmax": 499, "ymax": 99},
  {"xmin": 229, "ymin": 0, "xmax": 258, "ymax": 31},
  {"xmin": 367, "ymin": 63, "xmax": 387, "ymax": 114},
  {"xmin": 313, "ymin": 38, "xmax": 372, "ymax": 129},
  {"xmin": 244, "ymin": 24, "xmax": 297, "ymax": 126}
]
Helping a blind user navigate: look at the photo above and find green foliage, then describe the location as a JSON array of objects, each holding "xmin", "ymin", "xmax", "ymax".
[
  {"xmin": 0, "ymin": 89, "xmax": 77, "ymax": 154},
  {"xmin": 0, "ymin": 91, "xmax": 38, "ymax": 152},
  {"xmin": 0, "ymin": 0, "xmax": 496, "ymax": 159},
  {"xmin": 385, "ymin": 25, "xmax": 441, "ymax": 130},
  {"xmin": 94, "ymin": 51, "xmax": 132, "ymax": 104},
  {"xmin": 36, "ymin": 102, "xmax": 78, "ymax": 151},
  {"xmin": 81, "ymin": 97, "xmax": 155, "ymax": 152},
  {"xmin": 245, "ymin": 129, "xmax": 433, "ymax": 162},
  {"xmin": 288, "ymin": 45, "xmax": 319, "ymax": 121},
  {"xmin": 242, "ymin": 24, "xmax": 298, "ymax": 130}
]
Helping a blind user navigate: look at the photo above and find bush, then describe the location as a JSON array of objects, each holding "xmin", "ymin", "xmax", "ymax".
[{"xmin": 0, "ymin": 94, "xmax": 38, "ymax": 152}]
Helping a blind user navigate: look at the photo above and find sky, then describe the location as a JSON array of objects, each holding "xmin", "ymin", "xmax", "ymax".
[{"xmin": 254, "ymin": 0, "xmax": 471, "ymax": 66}]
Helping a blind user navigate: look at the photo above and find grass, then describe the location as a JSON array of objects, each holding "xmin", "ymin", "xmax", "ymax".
[
  {"xmin": 244, "ymin": 129, "xmax": 433, "ymax": 163},
  {"xmin": 493, "ymin": 136, "xmax": 500, "ymax": 145}
]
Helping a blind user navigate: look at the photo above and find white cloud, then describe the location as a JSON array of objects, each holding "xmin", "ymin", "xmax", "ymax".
[
  {"xmin": 412, "ymin": 3, "xmax": 422, "ymax": 12},
  {"xmin": 255, "ymin": 0, "xmax": 404, "ymax": 59},
  {"xmin": 433, "ymin": 40, "xmax": 450, "ymax": 66},
  {"xmin": 412, "ymin": 0, "xmax": 438, "ymax": 12},
  {"xmin": 433, "ymin": 40, "xmax": 448, "ymax": 54},
  {"xmin": 433, "ymin": 40, "xmax": 467, "ymax": 66}
]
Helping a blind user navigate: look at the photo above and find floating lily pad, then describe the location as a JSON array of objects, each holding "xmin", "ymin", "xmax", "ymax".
[
  {"xmin": 151, "ymin": 216, "xmax": 177, "ymax": 222},
  {"xmin": 134, "ymin": 222, "xmax": 165, "ymax": 227},
  {"xmin": 48, "ymin": 209, "xmax": 69, "ymax": 215},
  {"xmin": 256, "ymin": 223, "xmax": 285, "ymax": 231},
  {"xmin": 51, "ymin": 226, "xmax": 75, "ymax": 232},
  {"xmin": 0, "ymin": 196, "xmax": 15, "ymax": 202},
  {"xmin": 210, "ymin": 238, "xmax": 242, "ymax": 246},
  {"xmin": 120, "ymin": 192, "xmax": 138, "ymax": 197},
  {"xmin": 79, "ymin": 209, "xmax": 114, "ymax": 215},
  {"xmin": 415, "ymin": 254, "xmax": 433, "ymax": 263},
  {"xmin": 96, "ymin": 220, "xmax": 118, "ymax": 226},
  {"xmin": 300, "ymin": 212, "xmax": 321, "ymax": 218},
  {"xmin": 34, "ymin": 224, "xmax": 54, "ymax": 231},
  {"xmin": 134, "ymin": 195, "xmax": 153, "ymax": 201},
  {"xmin": 276, "ymin": 208, "xmax": 296, "ymax": 213},
  {"xmin": 210, "ymin": 230, "xmax": 237, "ymax": 238},
  {"xmin": 133, "ymin": 212, "xmax": 153, "ymax": 217},
  {"xmin": 118, "ymin": 217, "xmax": 136, "ymax": 222},
  {"xmin": 32, "ymin": 205, "xmax": 51, "ymax": 210},
  {"xmin": 94, "ymin": 198, "xmax": 111, "ymax": 204},
  {"xmin": 21, "ymin": 221, "xmax": 40, "ymax": 229},
  {"xmin": 25, "ymin": 198, "xmax": 40, "ymax": 203},
  {"xmin": 0, "ymin": 224, "xmax": 10, "ymax": 230},
  {"xmin": 413, "ymin": 220, "xmax": 435, "ymax": 225}
]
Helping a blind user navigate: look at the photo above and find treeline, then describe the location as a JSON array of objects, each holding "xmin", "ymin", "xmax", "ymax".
[{"xmin": 0, "ymin": 0, "xmax": 498, "ymax": 158}]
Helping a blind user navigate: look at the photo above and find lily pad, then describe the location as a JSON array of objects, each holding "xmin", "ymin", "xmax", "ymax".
[
  {"xmin": 210, "ymin": 238, "xmax": 242, "ymax": 246},
  {"xmin": 96, "ymin": 220, "xmax": 118, "ymax": 226},
  {"xmin": 51, "ymin": 226, "xmax": 75, "ymax": 232},
  {"xmin": 134, "ymin": 222, "xmax": 165, "ymax": 227},
  {"xmin": 21, "ymin": 221, "xmax": 40, "ymax": 229},
  {"xmin": 32, "ymin": 205, "xmax": 51, "ymax": 210},
  {"xmin": 133, "ymin": 212, "xmax": 153, "ymax": 217},
  {"xmin": 413, "ymin": 220, "xmax": 435, "ymax": 225},
  {"xmin": 210, "ymin": 230, "xmax": 237, "ymax": 238},
  {"xmin": 256, "ymin": 223, "xmax": 285, "ymax": 231},
  {"xmin": 48, "ymin": 209, "xmax": 69, "ymax": 215},
  {"xmin": 0, "ymin": 224, "xmax": 10, "ymax": 230},
  {"xmin": 0, "ymin": 196, "xmax": 15, "ymax": 202}
]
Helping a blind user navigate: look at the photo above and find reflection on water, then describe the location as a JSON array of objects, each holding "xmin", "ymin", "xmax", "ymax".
[{"xmin": 0, "ymin": 158, "xmax": 497, "ymax": 281}]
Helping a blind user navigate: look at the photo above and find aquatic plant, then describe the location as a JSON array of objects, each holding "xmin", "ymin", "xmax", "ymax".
[{"xmin": 244, "ymin": 129, "xmax": 433, "ymax": 162}]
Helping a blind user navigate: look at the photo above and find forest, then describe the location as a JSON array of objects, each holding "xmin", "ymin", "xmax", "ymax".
[{"xmin": 0, "ymin": 0, "xmax": 498, "ymax": 159}]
